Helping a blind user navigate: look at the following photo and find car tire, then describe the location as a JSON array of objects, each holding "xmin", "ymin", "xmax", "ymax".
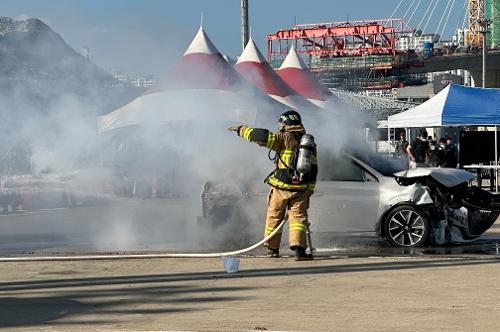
[{"xmin": 384, "ymin": 205, "xmax": 429, "ymax": 247}]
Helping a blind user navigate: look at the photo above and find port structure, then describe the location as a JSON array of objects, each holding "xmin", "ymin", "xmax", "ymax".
[
  {"xmin": 267, "ymin": 2, "xmax": 500, "ymax": 92},
  {"xmin": 267, "ymin": 19, "xmax": 420, "ymax": 91},
  {"xmin": 267, "ymin": 19, "xmax": 414, "ymax": 61}
]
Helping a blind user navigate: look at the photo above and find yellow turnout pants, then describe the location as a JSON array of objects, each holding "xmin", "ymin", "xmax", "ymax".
[{"xmin": 264, "ymin": 187, "xmax": 311, "ymax": 250}]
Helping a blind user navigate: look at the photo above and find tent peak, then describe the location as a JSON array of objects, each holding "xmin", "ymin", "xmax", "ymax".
[
  {"xmin": 280, "ymin": 46, "xmax": 306, "ymax": 70},
  {"xmin": 236, "ymin": 37, "xmax": 267, "ymax": 64},
  {"xmin": 184, "ymin": 26, "xmax": 219, "ymax": 56}
]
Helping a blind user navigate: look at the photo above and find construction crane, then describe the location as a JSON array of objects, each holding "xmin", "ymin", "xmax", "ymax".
[
  {"xmin": 467, "ymin": 0, "xmax": 485, "ymax": 47},
  {"xmin": 467, "ymin": 0, "xmax": 500, "ymax": 48}
]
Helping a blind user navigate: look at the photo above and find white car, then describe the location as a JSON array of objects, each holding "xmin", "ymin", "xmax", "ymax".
[{"xmin": 200, "ymin": 153, "xmax": 499, "ymax": 248}]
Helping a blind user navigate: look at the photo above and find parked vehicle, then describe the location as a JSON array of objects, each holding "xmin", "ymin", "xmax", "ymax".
[{"xmin": 0, "ymin": 177, "xmax": 22, "ymax": 213}]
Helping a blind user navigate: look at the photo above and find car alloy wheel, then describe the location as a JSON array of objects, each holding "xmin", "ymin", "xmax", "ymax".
[{"xmin": 385, "ymin": 205, "xmax": 428, "ymax": 247}]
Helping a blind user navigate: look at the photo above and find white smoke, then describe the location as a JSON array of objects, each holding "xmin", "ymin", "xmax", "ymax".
[{"xmin": 0, "ymin": 16, "xmax": 375, "ymax": 254}]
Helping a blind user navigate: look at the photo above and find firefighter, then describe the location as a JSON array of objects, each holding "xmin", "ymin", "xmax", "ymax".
[{"xmin": 228, "ymin": 110, "xmax": 318, "ymax": 261}]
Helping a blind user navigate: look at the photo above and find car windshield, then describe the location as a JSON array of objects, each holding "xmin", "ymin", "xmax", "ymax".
[{"xmin": 353, "ymin": 152, "xmax": 407, "ymax": 177}]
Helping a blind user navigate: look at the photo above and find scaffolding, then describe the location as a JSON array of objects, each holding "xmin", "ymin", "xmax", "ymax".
[
  {"xmin": 267, "ymin": 18, "xmax": 422, "ymax": 91},
  {"xmin": 329, "ymin": 88, "xmax": 419, "ymax": 119},
  {"xmin": 486, "ymin": 0, "xmax": 500, "ymax": 47},
  {"xmin": 268, "ymin": 18, "xmax": 413, "ymax": 62}
]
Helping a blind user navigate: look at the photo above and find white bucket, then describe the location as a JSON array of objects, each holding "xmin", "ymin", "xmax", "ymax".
[{"xmin": 221, "ymin": 256, "xmax": 240, "ymax": 273}]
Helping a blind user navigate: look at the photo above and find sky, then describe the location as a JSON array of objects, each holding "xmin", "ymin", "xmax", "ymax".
[{"xmin": 2, "ymin": 0, "xmax": 468, "ymax": 77}]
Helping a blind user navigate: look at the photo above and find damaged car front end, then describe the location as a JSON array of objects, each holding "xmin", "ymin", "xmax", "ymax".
[{"xmin": 391, "ymin": 168, "xmax": 500, "ymax": 246}]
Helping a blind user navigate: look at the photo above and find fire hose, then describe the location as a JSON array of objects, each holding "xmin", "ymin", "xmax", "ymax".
[{"xmin": 0, "ymin": 217, "xmax": 297, "ymax": 262}]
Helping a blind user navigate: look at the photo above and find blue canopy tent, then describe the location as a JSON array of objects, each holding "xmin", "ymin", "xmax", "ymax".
[
  {"xmin": 388, "ymin": 84, "xmax": 500, "ymax": 128},
  {"xmin": 388, "ymin": 84, "xmax": 500, "ymax": 191}
]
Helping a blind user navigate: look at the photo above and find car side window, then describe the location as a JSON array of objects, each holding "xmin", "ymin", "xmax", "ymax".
[
  {"xmin": 320, "ymin": 157, "xmax": 365, "ymax": 182},
  {"xmin": 364, "ymin": 170, "xmax": 378, "ymax": 182}
]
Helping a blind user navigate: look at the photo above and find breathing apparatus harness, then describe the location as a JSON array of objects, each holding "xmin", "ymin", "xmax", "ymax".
[{"xmin": 266, "ymin": 128, "xmax": 316, "ymax": 186}]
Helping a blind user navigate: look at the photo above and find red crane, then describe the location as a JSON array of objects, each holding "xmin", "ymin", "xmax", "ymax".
[{"xmin": 267, "ymin": 18, "xmax": 414, "ymax": 61}]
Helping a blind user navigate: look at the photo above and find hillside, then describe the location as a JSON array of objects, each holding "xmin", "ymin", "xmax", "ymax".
[{"xmin": 0, "ymin": 17, "xmax": 141, "ymax": 120}]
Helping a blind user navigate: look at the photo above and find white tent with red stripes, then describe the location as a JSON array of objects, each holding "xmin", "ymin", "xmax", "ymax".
[
  {"xmin": 277, "ymin": 47, "xmax": 340, "ymax": 111},
  {"xmin": 98, "ymin": 27, "xmax": 287, "ymax": 133},
  {"xmin": 234, "ymin": 38, "xmax": 320, "ymax": 112}
]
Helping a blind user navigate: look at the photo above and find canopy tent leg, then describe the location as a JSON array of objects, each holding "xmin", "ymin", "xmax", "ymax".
[
  {"xmin": 387, "ymin": 126, "xmax": 391, "ymax": 157},
  {"xmin": 496, "ymin": 126, "xmax": 498, "ymax": 193}
]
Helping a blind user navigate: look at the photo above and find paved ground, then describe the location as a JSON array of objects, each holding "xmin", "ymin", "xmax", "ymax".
[
  {"xmin": 3, "ymin": 203, "xmax": 500, "ymax": 331},
  {"xmin": 2, "ymin": 254, "xmax": 500, "ymax": 332},
  {"xmin": 0, "ymin": 200, "xmax": 226, "ymax": 255}
]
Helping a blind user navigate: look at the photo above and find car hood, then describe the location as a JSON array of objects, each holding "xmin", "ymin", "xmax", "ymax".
[{"xmin": 394, "ymin": 168, "xmax": 473, "ymax": 188}]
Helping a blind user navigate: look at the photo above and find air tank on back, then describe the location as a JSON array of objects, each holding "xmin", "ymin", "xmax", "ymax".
[{"xmin": 296, "ymin": 134, "xmax": 316, "ymax": 180}]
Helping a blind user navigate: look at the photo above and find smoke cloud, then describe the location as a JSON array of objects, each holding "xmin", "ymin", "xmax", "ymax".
[{"xmin": 0, "ymin": 16, "xmax": 375, "ymax": 255}]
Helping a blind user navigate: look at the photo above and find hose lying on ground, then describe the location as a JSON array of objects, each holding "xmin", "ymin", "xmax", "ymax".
[{"xmin": 0, "ymin": 218, "xmax": 288, "ymax": 262}]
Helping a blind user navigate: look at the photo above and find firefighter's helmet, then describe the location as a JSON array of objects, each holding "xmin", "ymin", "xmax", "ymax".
[{"xmin": 279, "ymin": 110, "xmax": 302, "ymax": 126}]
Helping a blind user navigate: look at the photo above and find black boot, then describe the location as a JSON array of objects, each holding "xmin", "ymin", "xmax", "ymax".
[
  {"xmin": 266, "ymin": 248, "xmax": 280, "ymax": 258},
  {"xmin": 293, "ymin": 246, "xmax": 313, "ymax": 261}
]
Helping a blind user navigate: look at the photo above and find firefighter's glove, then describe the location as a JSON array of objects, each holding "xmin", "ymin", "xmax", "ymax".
[{"xmin": 228, "ymin": 125, "xmax": 242, "ymax": 135}]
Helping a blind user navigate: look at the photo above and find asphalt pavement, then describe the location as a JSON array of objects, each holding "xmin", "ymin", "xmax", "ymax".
[
  {"xmin": 3, "ymin": 255, "xmax": 500, "ymax": 331},
  {"xmin": 3, "ymin": 202, "xmax": 500, "ymax": 331},
  {"xmin": 2, "ymin": 199, "xmax": 500, "ymax": 258},
  {"xmin": 0, "ymin": 199, "xmax": 203, "ymax": 255}
]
